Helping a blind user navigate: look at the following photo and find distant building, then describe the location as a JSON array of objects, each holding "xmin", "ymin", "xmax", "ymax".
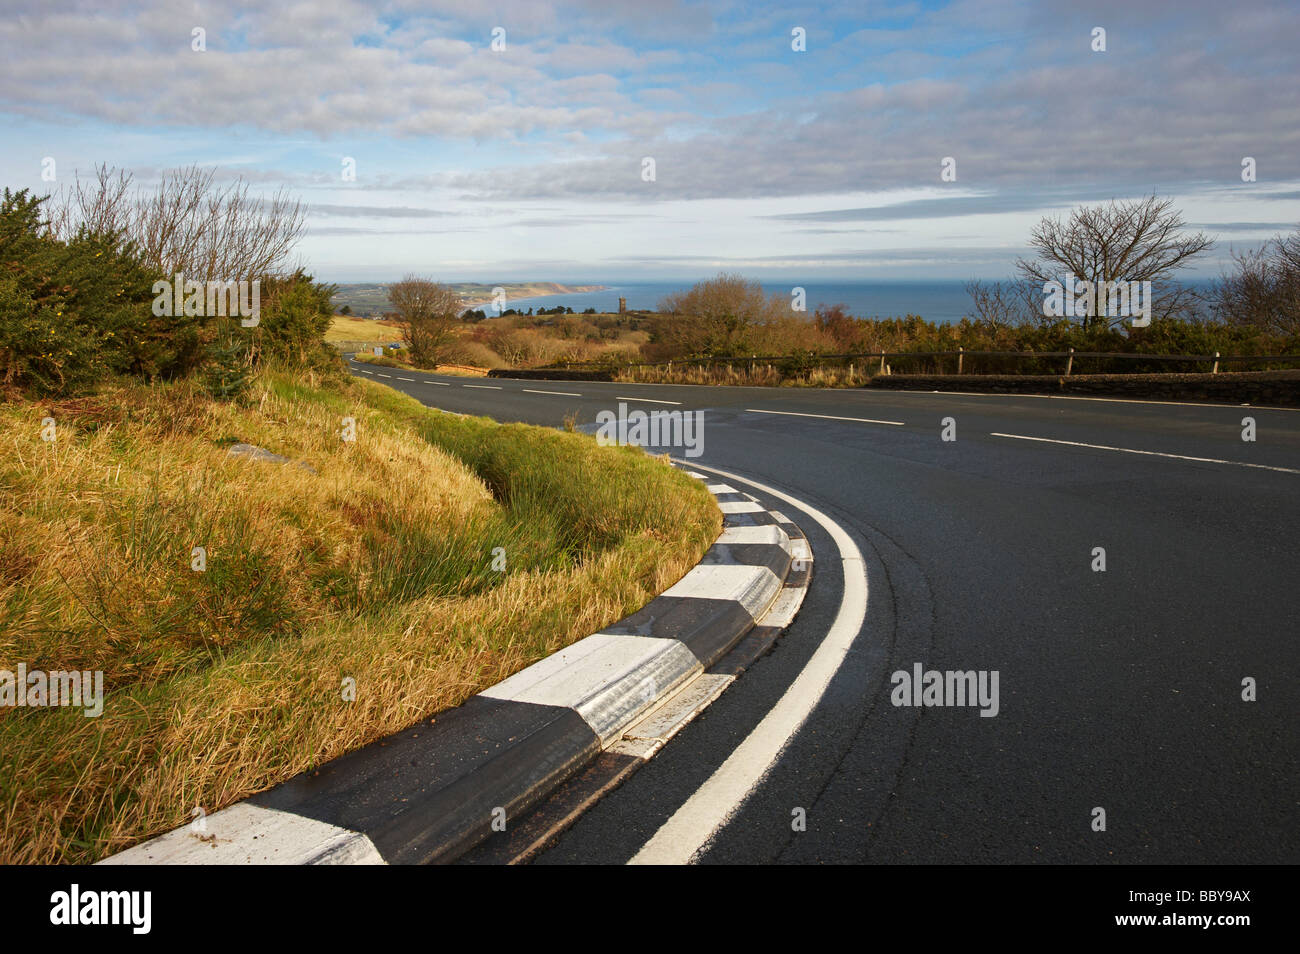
[{"xmin": 618, "ymin": 296, "xmax": 627, "ymax": 314}]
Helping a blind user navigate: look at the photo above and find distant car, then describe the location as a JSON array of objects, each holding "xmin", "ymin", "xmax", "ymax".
[{"xmin": 388, "ymin": 342, "xmax": 404, "ymax": 349}]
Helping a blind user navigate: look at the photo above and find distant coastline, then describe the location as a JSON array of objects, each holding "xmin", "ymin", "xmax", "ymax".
[
  {"xmin": 332, "ymin": 278, "xmax": 1220, "ymax": 324},
  {"xmin": 330, "ymin": 282, "xmax": 607, "ymax": 315},
  {"xmin": 459, "ymin": 283, "xmax": 606, "ymax": 308}
]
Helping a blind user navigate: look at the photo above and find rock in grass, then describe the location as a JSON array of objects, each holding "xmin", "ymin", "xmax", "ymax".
[{"xmin": 226, "ymin": 443, "xmax": 317, "ymax": 473}]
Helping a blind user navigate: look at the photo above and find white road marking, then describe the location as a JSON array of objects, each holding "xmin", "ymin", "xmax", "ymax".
[
  {"xmin": 376, "ymin": 373, "xmax": 391, "ymax": 378},
  {"xmin": 746, "ymin": 408, "xmax": 904, "ymax": 426},
  {"xmin": 990, "ymin": 432, "xmax": 1300, "ymax": 475},
  {"xmin": 483, "ymin": 370, "xmax": 1300, "ymax": 413},
  {"xmin": 629, "ymin": 463, "xmax": 869, "ymax": 865},
  {"xmin": 464, "ymin": 384, "xmax": 502, "ymax": 390},
  {"xmin": 427, "ymin": 381, "xmax": 450, "ymax": 386},
  {"xmin": 617, "ymin": 396, "xmax": 682, "ymax": 405},
  {"xmin": 358, "ymin": 370, "xmax": 374, "ymax": 375},
  {"xmin": 523, "ymin": 388, "xmax": 582, "ymax": 396},
  {"xmin": 396, "ymin": 377, "xmax": 415, "ymax": 382},
  {"xmin": 534, "ymin": 372, "xmax": 1300, "ymax": 414}
]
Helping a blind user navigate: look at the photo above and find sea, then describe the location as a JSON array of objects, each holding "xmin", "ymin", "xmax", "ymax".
[
  {"xmin": 498, "ymin": 279, "xmax": 1218, "ymax": 325},
  {"xmin": 500, "ymin": 281, "xmax": 986, "ymax": 325}
]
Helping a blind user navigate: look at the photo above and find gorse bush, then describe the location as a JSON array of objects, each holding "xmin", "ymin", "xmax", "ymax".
[
  {"xmin": 253, "ymin": 270, "xmax": 339, "ymax": 373},
  {"xmin": 0, "ymin": 188, "xmax": 192, "ymax": 396},
  {"xmin": 0, "ymin": 274, "xmax": 104, "ymax": 396},
  {"xmin": 201, "ymin": 321, "xmax": 254, "ymax": 401},
  {"xmin": 1, "ymin": 184, "xmax": 339, "ymax": 398}
]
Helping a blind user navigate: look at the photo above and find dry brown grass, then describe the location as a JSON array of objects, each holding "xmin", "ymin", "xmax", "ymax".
[
  {"xmin": 350, "ymin": 352, "xmax": 489, "ymax": 376},
  {"xmin": 617, "ymin": 362, "xmax": 872, "ymax": 388},
  {"xmin": 0, "ymin": 369, "xmax": 718, "ymax": 862},
  {"xmin": 618, "ymin": 363, "xmax": 781, "ymax": 387}
]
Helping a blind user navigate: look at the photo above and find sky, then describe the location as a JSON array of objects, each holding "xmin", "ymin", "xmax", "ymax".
[{"xmin": 1, "ymin": 0, "xmax": 1297, "ymax": 283}]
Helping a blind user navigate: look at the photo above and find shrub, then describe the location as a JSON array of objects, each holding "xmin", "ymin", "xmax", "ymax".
[
  {"xmin": 0, "ymin": 188, "xmax": 183, "ymax": 397},
  {"xmin": 201, "ymin": 321, "xmax": 254, "ymax": 401},
  {"xmin": 440, "ymin": 339, "xmax": 503, "ymax": 368},
  {"xmin": 253, "ymin": 270, "xmax": 340, "ymax": 372}
]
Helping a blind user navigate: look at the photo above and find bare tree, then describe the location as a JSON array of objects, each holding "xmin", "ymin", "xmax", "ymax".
[
  {"xmin": 388, "ymin": 276, "xmax": 461, "ymax": 366},
  {"xmin": 485, "ymin": 327, "xmax": 536, "ymax": 367},
  {"xmin": 963, "ymin": 279, "xmax": 1040, "ymax": 327},
  {"xmin": 44, "ymin": 165, "xmax": 134, "ymax": 242},
  {"xmin": 654, "ymin": 273, "xmax": 782, "ymax": 357},
  {"xmin": 1209, "ymin": 226, "xmax": 1300, "ymax": 334},
  {"xmin": 49, "ymin": 164, "xmax": 306, "ymax": 282},
  {"xmin": 1015, "ymin": 196, "xmax": 1213, "ymax": 330}
]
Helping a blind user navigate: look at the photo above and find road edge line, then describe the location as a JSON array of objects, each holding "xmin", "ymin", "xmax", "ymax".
[{"xmin": 98, "ymin": 470, "xmax": 805, "ymax": 866}]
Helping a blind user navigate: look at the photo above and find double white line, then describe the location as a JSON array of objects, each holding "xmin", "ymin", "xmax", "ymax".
[{"xmin": 629, "ymin": 463, "xmax": 868, "ymax": 865}]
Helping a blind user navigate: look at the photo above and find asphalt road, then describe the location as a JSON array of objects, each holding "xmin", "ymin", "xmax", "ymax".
[{"xmin": 348, "ymin": 358, "xmax": 1300, "ymax": 864}]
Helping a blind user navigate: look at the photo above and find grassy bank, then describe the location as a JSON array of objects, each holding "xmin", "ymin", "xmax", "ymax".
[
  {"xmin": 0, "ymin": 369, "xmax": 719, "ymax": 863},
  {"xmin": 350, "ymin": 352, "xmax": 489, "ymax": 376}
]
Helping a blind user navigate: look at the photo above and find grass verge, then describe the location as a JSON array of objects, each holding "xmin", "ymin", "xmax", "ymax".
[
  {"xmin": 351, "ymin": 352, "xmax": 488, "ymax": 376},
  {"xmin": 617, "ymin": 362, "xmax": 868, "ymax": 388},
  {"xmin": 0, "ymin": 368, "xmax": 719, "ymax": 863}
]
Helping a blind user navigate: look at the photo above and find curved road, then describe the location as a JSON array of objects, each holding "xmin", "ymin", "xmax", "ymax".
[{"xmin": 349, "ymin": 358, "xmax": 1299, "ymax": 864}]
